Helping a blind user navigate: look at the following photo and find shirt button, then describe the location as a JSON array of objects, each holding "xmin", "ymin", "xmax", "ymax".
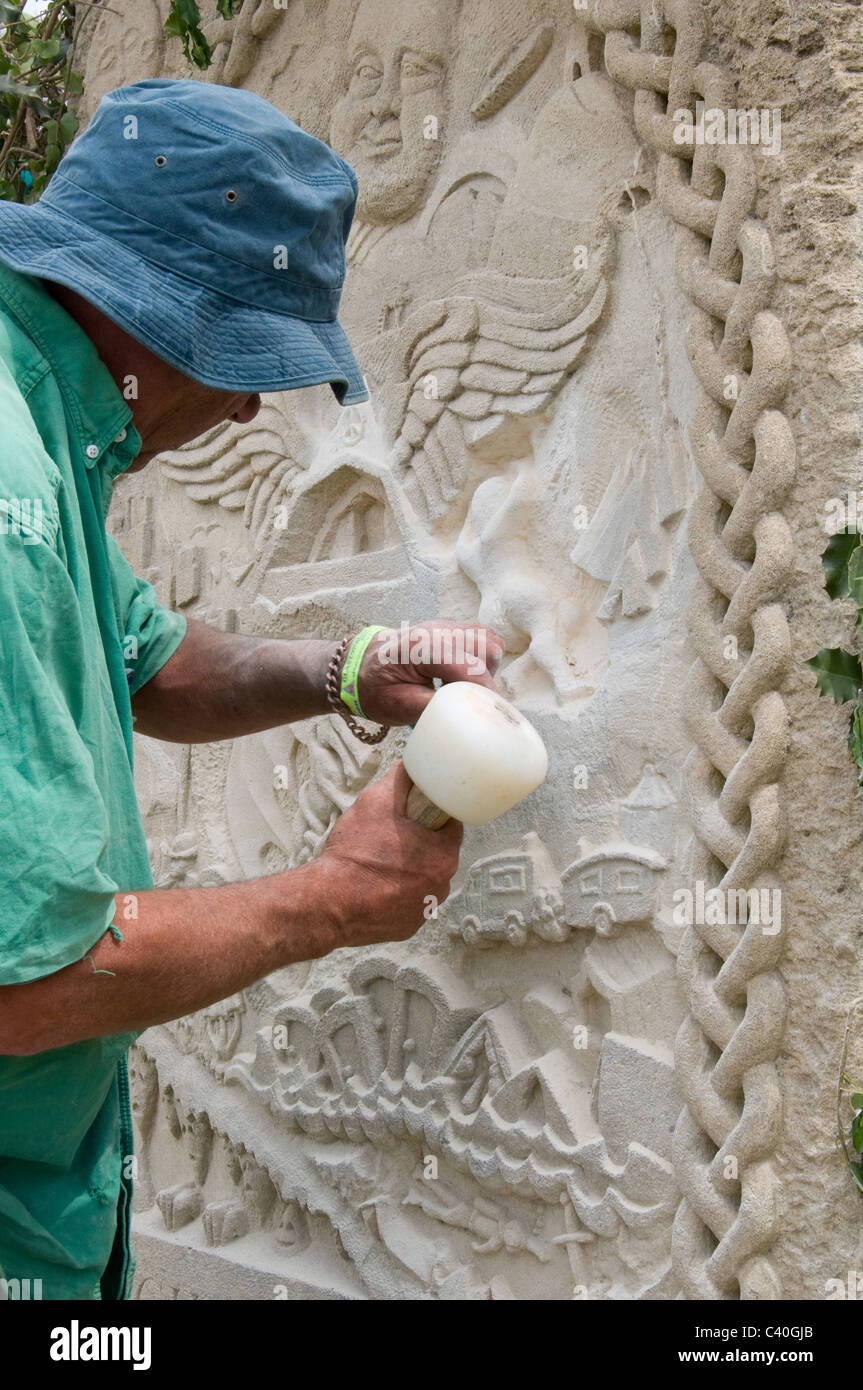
[
  {"xmin": 114, "ymin": 428, "xmax": 127, "ymax": 443},
  {"xmin": 85, "ymin": 443, "xmax": 99, "ymax": 459}
]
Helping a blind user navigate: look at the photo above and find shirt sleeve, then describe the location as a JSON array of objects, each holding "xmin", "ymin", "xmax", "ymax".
[
  {"xmin": 0, "ymin": 534, "xmax": 124, "ymax": 985},
  {"xmin": 103, "ymin": 533, "xmax": 187, "ymax": 696}
]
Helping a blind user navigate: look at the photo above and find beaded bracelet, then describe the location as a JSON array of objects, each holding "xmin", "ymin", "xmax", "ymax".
[{"xmin": 325, "ymin": 627, "xmax": 389, "ymax": 745}]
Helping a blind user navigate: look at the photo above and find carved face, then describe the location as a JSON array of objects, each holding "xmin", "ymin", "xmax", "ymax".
[
  {"xmin": 238, "ymin": 1151, "xmax": 265, "ymax": 1202},
  {"xmin": 330, "ymin": 0, "xmax": 455, "ymax": 226},
  {"xmin": 226, "ymin": 1144, "xmax": 257, "ymax": 1193},
  {"xmin": 162, "ymin": 1085, "xmax": 182, "ymax": 1141},
  {"xmin": 127, "ymin": 1051, "xmax": 158, "ymax": 1134},
  {"xmin": 179, "ymin": 1110, "xmax": 213, "ymax": 1185},
  {"xmin": 228, "ymin": 1145, "xmax": 274, "ymax": 1219},
  {"xmin": 275, "ymin": 1201, "xmax": 308, "ymax": 1249}
]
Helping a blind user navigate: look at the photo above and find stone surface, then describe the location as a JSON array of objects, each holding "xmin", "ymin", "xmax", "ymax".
[{"xmin": 75, "ymin": 0, "xmax": 863, "ymax": 1299}]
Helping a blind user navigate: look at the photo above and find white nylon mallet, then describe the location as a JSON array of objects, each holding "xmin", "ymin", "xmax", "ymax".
[{"xmin": 402, "ymin": 681, "xmax": 548, "ymax": 830}]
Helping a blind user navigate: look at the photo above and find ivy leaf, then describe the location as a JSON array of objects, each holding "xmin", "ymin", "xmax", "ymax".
[
  {"xmin": 32, "ymin": 37, "xmax": 60, "ymax": 62},
  {"xmin": 65, "ymin": 70, "xmax": 83, "ymax": 96},
  {"xmin": 164, "ymin": 0, "xmax": 212, "ymax": 70},
  {"xmin": 25, "ymin": 95, "xmax": 51, "ymax": 121},
  {"xmin": 216, "ymin": 0, "xmax": 240, "ymax": 16},
  {"xmin": 59, "ymin": 111, "xmax": 77, "ymax": 143},
  {"xmin": 0, "ymin": 1, "xmax": 22, "ymax": 27},
  {"xmin": 188, "ymin": 32, "xmax": 212, "ymax": 68},
  {"xmin": 851, "ymin": 1093, "xmax": 863, "ymax": 1110},
  {"xmin": 848, "ymin": 546, "xmax": 863, "ymax": 626},
  {"xmin": 822, "ymin": 528, "xmax": 863, "ymax": 600},
  {"xmin": 808, "ymin": 647, "xmax": 863, "ymax": 704},
  {"xmin": 848, "ymin": 1160, "xmax": 863, "ymax": 1194},
  {"xmin": 164, "ymin": 0, "xmax": 205, "ymax": 39},
  {"xmin": 852, "ymin": 1111, "xmax": 863, "ymax": 1152},
  {"xmin": 849, "ymin": 702, "xmax": 863, "ymax": 794}
]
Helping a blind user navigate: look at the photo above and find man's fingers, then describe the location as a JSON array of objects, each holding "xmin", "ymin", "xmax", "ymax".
[
  {"xmin": 437, "ymin": 814, "xmax": 464, "ymax": 850},
  {"xmin": 387, "ymin": 759, "xmax": 414, "ymax": 816},
  {"xmin": 389, "ymin": 622, "xmax": 504, "ymax": 684},
  {"xmin": 419, "ymin": 624, "xmax": 504, "ymax": 685},
  {"xmin": 462, "ymin": 669, "xmax": 498, "ymax": 692},
  {"xmin": 389, "ymin": 759, "xmax": 463, "ymax": 846},
  {"xmin": 358, "ymin": 622, "xmax": 506, "ymax": 728},
  {"xmin": 482, "ymin": 629, "xmax": 504, "ymax": 673}
]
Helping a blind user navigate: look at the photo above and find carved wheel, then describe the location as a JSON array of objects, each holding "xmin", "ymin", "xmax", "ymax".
[
  {"xmin": 503, "ymin": 911, "xmax": 528, "ymax": 947},
  {"xmin": 592, "ymin": 903, "xmax": 619, "ymax": 939},
  {"xmin": 461, "ymin": 915, "xmax": 482, "ymax": 946}
]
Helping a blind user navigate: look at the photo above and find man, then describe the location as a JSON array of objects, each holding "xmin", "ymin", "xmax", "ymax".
[{"xmin": 0, "ymin": 78, "xmax": 500, "ymax": 1300}]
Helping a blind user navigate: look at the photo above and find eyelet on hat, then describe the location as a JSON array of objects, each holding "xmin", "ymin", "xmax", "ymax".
[
  {"xmin": 155, "ymin": 155, "xmax": 167, "ymax": 167},
  {"xmin": 225, "ymin": 189, "xmax": 238, "ymax": 202}
]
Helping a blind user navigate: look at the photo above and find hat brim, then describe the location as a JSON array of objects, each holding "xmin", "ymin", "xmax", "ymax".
[{"xmin": 0, "ymin": 198, "xmax": 369, "ymax": 405}]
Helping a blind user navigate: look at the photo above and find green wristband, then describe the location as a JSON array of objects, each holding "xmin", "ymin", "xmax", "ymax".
[{"xmin": 340, "ymin": 625, "xmax": 387, "ymax": 719}]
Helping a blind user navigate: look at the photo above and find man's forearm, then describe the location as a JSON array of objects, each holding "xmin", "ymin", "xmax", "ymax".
[
  {"xmin": 0, "ymin": 864, "xmax": 333, "ymax": 1055},
  {"xmin": 131, "ymin": 616, "xmax": 338, "ymax": 741},
  {"xmin": 0, "ymin": 763, "xmax": 463, "ymax": 1057}
]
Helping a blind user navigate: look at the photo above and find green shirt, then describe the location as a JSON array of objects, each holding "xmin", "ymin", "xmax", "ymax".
[{"xmin": 0, "ymin": 262, "xmax": 187, "ymax": 1299}]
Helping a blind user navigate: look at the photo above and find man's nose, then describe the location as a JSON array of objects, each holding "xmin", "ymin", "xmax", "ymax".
[
  {"xmin": 370, "ymin": 60, "xmax": 401, "ymax": 119},
  {"xmin": 229, "ymin": 393, "xmax": 261, "ymax": 424}
]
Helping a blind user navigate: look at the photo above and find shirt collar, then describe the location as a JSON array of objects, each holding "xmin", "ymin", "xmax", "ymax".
[{"xmin": 0, "ymin": 259, "xmax": 142, "ymax": 471}]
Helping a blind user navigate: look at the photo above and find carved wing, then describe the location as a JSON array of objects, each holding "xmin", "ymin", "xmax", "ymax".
[
  {"xmin": 158, "ymin": 400, "xmax": 310, "ymax": 544},
  {"xmin": 157, "ymin": 268, "xmax": 607, "ymax": 538},
  {"xmin": 377, "ymin": 267, "xmax": 608, "ymax": 519}
]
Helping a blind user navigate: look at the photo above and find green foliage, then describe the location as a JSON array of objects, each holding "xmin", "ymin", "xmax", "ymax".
[
  {"xmin": 164, "ymin": 0, "xmax": 212, "ymax": 70},
  {"xmin": 838, "ymin": 1000, "xmax": 863, "ymax": 1197},
  {"xmin": 849, "ymin": 547, "xmax": 863, "ymax": 624},
  {"xmin": 0, "ymin": 1, "xmax": 226, "ymax": 205},
  {"xmin": 165, "ymin": 0, "xmax": 240, "ymax": 70},
  {"xmin": 839, "ymin": 1045, "xmax": 863, "ymax": 1195},
  {"xmin": 822, "ymin": 528, "xmax": 863, "ymax": 600},
  {"xmin": 807, "ymin": 527, "xmax": 863, "ymax": 794},
  {"xmin": 0, "ymin": 2, "xmax": 79, "ymax": 202},
  {"xmin": 850, "ymin": 703, "xmax": 863, "ymax": 791},
  {"xmin": 808, "ymin": 646, "xmax": 863, "ymax": 705}
]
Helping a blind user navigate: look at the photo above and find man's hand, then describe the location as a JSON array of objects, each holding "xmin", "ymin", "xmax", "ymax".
[
  {"xmin": 355, "ymin": 621, "xmax": 504, "ymax": 727},
  {"xmin": 131, "ymin": 617, "xmax": 504, "ymax": 743},
  {"xmin": 314, "ymin": 761, "xmax": 463, "ymax": 948},
  {"xmin": 0, "ymin": 761, "xmax": 462, "ymax": 1056}
]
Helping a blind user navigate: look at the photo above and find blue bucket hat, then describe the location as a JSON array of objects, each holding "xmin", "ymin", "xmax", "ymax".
[{"xmin": 0, "ymin": 78, "xmax": 368, "ymax": 404}]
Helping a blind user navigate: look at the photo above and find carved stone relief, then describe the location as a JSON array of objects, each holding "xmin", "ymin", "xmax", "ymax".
[{"xmin": 83, "ymin": 0, "xmax": 853, "ymax": 1299}]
